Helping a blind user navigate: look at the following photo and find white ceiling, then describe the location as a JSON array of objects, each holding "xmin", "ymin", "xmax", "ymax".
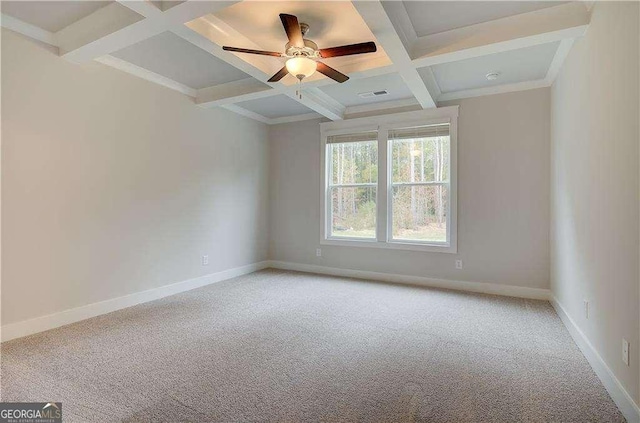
[
  {"xmin": 1, "ymin": 1, "xmax": 113, "ymax": 32},
  {"xmin": 320, "ymin": 73, "xmax": 415, "ymax": 107},
  {"xmin": 402, "ymin": 1, "xmax": 567, "ymax": 37},
  {"xmin": 112, "ymin": 32, "xmax": 250, "ymax": 89},
  {"xmin": 427, "ymin": 41, "xmax": 560, "ymax": 93},
  {"xmin": 237, "ymin": 95, "xmax": 314, "ymax": 119},
  {"xmin": 0, "ymin": 1, "xmax": 589, "ymax": 123}
]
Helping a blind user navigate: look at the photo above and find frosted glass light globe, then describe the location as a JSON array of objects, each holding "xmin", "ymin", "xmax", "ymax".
[{"xmin": 286, "ymin": 57, "xmax": 317, "ymax": 80}]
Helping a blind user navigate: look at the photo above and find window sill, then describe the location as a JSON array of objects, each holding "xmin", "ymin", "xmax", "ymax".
[{"xmin": 320, "ymin": 238, "xmax": 457, "ymax": 254}]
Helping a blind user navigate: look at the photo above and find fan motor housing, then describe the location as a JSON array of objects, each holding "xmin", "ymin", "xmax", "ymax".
[{"xmin": 285, "ymin": 39, "xmax": 319, "ymax": 58}]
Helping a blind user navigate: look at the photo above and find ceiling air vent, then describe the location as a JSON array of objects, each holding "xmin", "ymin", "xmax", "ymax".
[{"xmin": 358, "ymin": 90, "xmax": 390, "ymax": 99}]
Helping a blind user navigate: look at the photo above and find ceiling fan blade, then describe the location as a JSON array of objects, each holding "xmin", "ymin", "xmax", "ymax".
[
  {"xmin": 268, "ymin": 66, "xmax": 289, "ymax": 82},
  {"xmin": 316, "ymin": 62, "xmax": 349, "ymax": 83},
  {"xmin": 319, "ymin": 42, "xmax": 377, "ymax": 58},
  {"xmin": 279, "ymin": 14, "xmax": 304, "ymax": 48},
  {"xmin": 223, "ymin": 46, "xmax": 283, "ymax": 57}
]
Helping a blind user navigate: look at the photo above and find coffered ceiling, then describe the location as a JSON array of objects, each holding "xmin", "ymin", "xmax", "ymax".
[{"xmin": 0, "ymin": 1, "xmax": 591, "ymax": 125}]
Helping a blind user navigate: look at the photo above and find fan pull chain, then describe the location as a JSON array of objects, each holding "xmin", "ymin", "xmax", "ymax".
[{"xmin": 296, "ymin": 78, "xmax": 303, "ymax": 99}]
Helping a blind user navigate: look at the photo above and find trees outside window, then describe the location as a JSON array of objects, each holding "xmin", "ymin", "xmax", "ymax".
[
  {"xmin": 390, "ymin": 125, "xmax": 450, "ymax": 243},
  {"xmin": 327, "ymin": 134, "xmax": 377, "ymax": 239}
]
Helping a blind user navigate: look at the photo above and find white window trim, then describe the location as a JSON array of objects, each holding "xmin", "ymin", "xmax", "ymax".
[{"xmin": 320, "ymin": 106, "xmax": 459, "ymax": 254}]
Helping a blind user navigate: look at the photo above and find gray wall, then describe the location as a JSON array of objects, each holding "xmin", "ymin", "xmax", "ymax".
[
  {"xmin": 550, "ymin": 2, "xmax": 640, "ymax": 403},
  {"xmin": 1, "ymin": 29, "xmax": 270, "ymax": 325},
  {"xmin": 269, "ymin": 88, "xmax": 550, "ymax": 289}
]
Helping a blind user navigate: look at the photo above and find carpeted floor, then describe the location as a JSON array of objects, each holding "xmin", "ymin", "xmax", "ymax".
[{"xmin": 1, "ymin": 269, "xmax": 625, "ymax": 422}]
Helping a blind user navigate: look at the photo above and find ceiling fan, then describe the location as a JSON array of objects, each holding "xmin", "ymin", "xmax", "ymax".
[{"xmin": 222, "ymin": 13, "xmax": 377, "ymax": 85}]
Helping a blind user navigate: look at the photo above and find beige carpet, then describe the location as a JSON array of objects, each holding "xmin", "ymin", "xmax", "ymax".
[{"xmin": 1, "ymin": 269, "xmax": 625, "ymax": 422}]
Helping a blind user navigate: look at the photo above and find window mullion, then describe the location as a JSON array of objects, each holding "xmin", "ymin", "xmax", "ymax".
[
  {"xmin": 328, "ymin": 183, "xmax": 377, "ymax": 188},
  {"xmin": 376, "ymin": 125, "xmax": 389, "ymax": 243},
  {"xmin": 325, "ymin": 144, "xmax": 332, "ymax": 239},
  {"xmin": 391, "ymin": 182, "xmax": 450, "ymax": 187}
]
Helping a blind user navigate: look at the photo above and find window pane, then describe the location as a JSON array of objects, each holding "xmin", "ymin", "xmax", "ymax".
[
  {"xmin": 391, "ymin": 136, "xmax": 449, "ymax": 183},
  {"xmin": 330, "ymin": 141, "xmax": 378, "ymax": 185},
  {"xmin": 392, "ymin": 185, "xmax": 448, "ymax": 242},
  {"xmin": 330, "ymin": 186, "xmax": 376, "ymax": 239}
]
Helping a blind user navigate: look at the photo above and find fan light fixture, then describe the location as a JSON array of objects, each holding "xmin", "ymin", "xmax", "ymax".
[
  {"xmin": 222, "ymin": 14, "xmax": 377, "ymax": 99},
  {"xmin": 286, "ymin": 56, "xmax": 317, "ymax": 80}
]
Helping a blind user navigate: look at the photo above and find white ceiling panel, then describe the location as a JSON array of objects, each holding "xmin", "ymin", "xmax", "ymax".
[
  {"xmin": 320, "ymin": 73, "xmax": 415, "ymax": 107},
  {"xmin": 401, "ymin": 1, "xmax": 567, "ymax": 37},
  {"xmin": 1, "ymin": 1, "xmax": 113, "ymax": 32},
  {"xmin": 427, "ymin": 42, "xmax": 560, "ymax": 93},
  {"xmin": 112, "ymin": 32, "xmax": 250, "ymax": 89},
  {"xmin": 237, "ymin": 95, "xmax": 314, "ymax": 119}
]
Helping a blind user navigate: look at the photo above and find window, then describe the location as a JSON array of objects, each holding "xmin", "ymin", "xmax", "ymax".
[
  {"xmin": 390, "ymin": 125, "xmax": 450, "ymax": 244},
  {"xmin": 321, "ymin": 107, "xmax": 458, "ymax": 253},
  {"xmin": 327, "ymin": 132, "xmax": 378, "ymax": 240}
]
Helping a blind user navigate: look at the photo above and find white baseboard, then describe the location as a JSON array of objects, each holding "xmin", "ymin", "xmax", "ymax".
[
  {"xmin": 550, "ymin": 296, "xmax": 640, "ymax": 423},
  {"xmin": 267, "ymin": 260, "xmax": 550, "ymax": 300},
  {"xmin": 1, "ymin": 261, "xmax": 270, "ymax": 342}
]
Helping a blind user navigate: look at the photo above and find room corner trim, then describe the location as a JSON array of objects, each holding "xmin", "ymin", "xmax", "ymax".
[
  {"xmin": 0, "ymin": 261, "xmax": 271, "ymax": 343},
  {"xmin": 267, "ymin": 260, "xmax": 550, "ymax": 300},
  {"xmin": 550, "ymin": 296, "xmax": 640, "ymax": 423}
]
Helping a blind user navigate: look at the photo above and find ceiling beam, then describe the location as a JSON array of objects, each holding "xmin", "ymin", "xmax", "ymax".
[
  {"xmin": 221, "ymin": 105, "xmax": 322, "ymax": 126},
  {"xmin": 115, "ymin": 0, "xmax": 162, "ymax": 18},
  {"xmin": 417, "ymin": 66, "xmax": 442, "ymax": 103},
  {"xmin": 437, "ymin": 79, "xmax": 550, "ymax": 102},
  {"xmin": 344, "ymin": 98, "xmax": 420, "ymax": 117},
  {"xmin": 351, "ymin": 0, "xmax": 437, "ymax": 109},
  {"xmin": 195, "ymin": 65, "xmax": 397, "ymax": 109},
  {"xmin": 410, "ymin": 2, "xmax": 589, "ymax": 68},
  {"xmin": 269, "ymin": 113, "xmax": 322, "ymax": 125},
  {"xmin": 221, "ymin": 104, "xmax": 271, "ymax": 124},
  {"xmin": 56, "ymin": 2, "xmax": 147, "ymax": 61},
  {"xmin": 284, "ymin": 88, "xmax": 345, "ymax": 121},
  {"xmin": 96, "ymin": 54, "xmax": 197, "ymax": 97},
  {"xmin": 58, "ymin": 1, "xmax": 240, "ymax": 63},
  {"xmin": 378, "ymin": 1, "xmax": 417, "ymax": 54},
  {"xmin": 196, "ymin": 78, "xmax": 275, "ymax": 107},
  {"xmin": 544, "ymin": 38, "xmax": 576, "ymax": 84},
  {"xmin": 1, "ymin": 13, "xmax": 57, "ymax": 46}
]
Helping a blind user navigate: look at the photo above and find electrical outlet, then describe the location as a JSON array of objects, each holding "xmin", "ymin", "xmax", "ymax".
[
  {"xmin": 316, "ymin": 248, "xmax": 322, "ymax": 257},
  {"xmin": 202, "ymin": 255, "xmax": 209, "ymax": 266},
  {"xmin": 584, "ymin": 300, "xmax": 589, "ymax": 319},
  {"xmin": 455, "ymin": 259, "xmax": 463, "ymax": 269},
  {"xmin": 622, "ymin": 339, "xmax": 629, "ymax": 366}
]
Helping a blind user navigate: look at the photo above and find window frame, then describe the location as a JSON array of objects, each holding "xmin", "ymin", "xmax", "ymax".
[{"xmin": 320, "ymin": 107, "xmax": 458, "ymax": 253}]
